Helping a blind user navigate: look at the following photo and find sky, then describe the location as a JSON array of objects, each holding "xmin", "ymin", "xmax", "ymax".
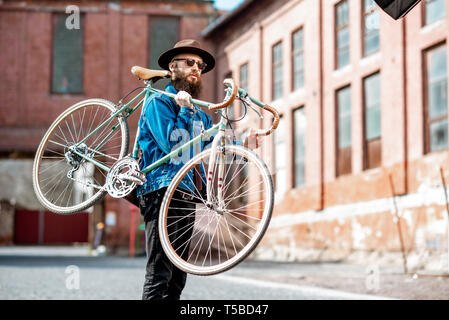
[{"xmin": 213, "ymin": 0, "xmax": 246, "ymax": 11}]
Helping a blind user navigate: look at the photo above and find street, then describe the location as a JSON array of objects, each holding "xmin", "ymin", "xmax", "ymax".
[{"xmin": 0, "ymin": 246, "xmax": 386, "ymax": 300}]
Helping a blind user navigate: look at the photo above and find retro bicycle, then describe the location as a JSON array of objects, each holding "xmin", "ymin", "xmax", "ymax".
[{"xmin": 32, "ymin": 66, "xmax": 280, "ymax": 275}]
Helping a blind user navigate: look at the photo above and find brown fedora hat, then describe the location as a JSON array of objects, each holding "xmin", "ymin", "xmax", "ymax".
[{"xmin": 158, "ymin": 39, "xmax": 215, "ymax": 74}]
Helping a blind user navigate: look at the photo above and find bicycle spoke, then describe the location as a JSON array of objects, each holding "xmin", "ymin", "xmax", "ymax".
[
  {"xmin": 191, "ymin": 213, "xmax": 216, "ymax": 265},
  {"xmin": 39, "ymin": 159, "xmax": 66, "ymax": 175},
  {"xmin": 43, "ymin": 169, "xmax": 66, "ymax": 200},
  {"xmin": 57, "ymin": 125, "xmax": 70, "ymax": 145},
  {"xmin": 166, "ymin": 210, "xmax": 205, "ymax": 229},
  {"xmin": 167, "ymin": 215, "xmax": 197, "ymax": 244},
  {"xmin": 183, "ymin": 213, "xmax": 212, "ymax": 262},
  {"xmin": 85, "ymin": 105, "xmax": 99, "ymax": 139},
  {"xmin": 225, "ymin": 211, "xmax": 257, "ymax": 231},
  {"xmin": 54, "ymin": 174, "xmax": 73, "ymax": 205},
  {"xmin": 224, "ymin": 182, "xmax": 265, "ymax": 207},
  {"xmin": 173, "ymin": 188, "xmax": 206, "ymax": 204},
  {"xmin": 221, "ymin": 153, "xmax": 238, "ymax": 196},
  {"xmin": 217, "ymin": 219, "xmax": 229, "ymax": 262},
  {"xmin": 170, "ymin": 195, "xmax": 201, "ymax": 206},
  {"xmin": 77, "ymin": 107, "xmax": 86, "ymax": 141},
  {"xmin": 202, "ymin": 214, "xmax": 221, "ymax": 266},
  {"xmin": 187, "ymin": 211, "xmax": 214, "ymax": 263},
  {"xmin": 222, "ymin": 212, "xmax": 239, "ymax": 255},
  {"xmin": 42, "ymin": 168, "xmax": 66, "ymax": 191},
  {"xmin": 180, "ymin": 172, "xmax": 208, "ymax": 205},
  {"xmin": 222, "ymin": 175, "xmax": 251, "ymax": 203},
  {"xmin": 65, "ymin": 119, "xmax": 76, "ymax": 144},
  {"xmin": 228, "ymin": 199, "xmax": 266, "ymax": 212},
  {"xmin": 48, "ymin": 139, "xmax": 69, "ymax": 149},
  {"xmin": 225, "ymin": 216, "xmax": 251, "ymax": 242},
  {"xmin": 227, "ymin": 209, "xmax": 263, "ymax": 220},
  {"xmin": 222, "ymin": 158, "xmax": 250, "ymax": 197}
]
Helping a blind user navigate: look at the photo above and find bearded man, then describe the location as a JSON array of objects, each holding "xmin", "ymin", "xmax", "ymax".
[
  {"xmin": 136, "ymin": 39, "xmax": 218, "ymax": 301},
  {"xmin": 136, "ymin": 39, "xmax": 258, "ymax": 300}
]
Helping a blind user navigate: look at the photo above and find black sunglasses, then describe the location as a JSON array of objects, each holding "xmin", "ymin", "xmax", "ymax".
[{"xmin": 172, "ymin": 58, "xmax": 207, "ymax": 71}]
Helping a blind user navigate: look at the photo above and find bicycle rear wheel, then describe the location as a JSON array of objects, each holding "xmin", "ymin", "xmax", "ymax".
[
  {"xmin": 32, "ymin": 99, "xmax": 129, "ymax": 214},
  {"xmin": 159, "ymin": 145, "xmax": 274, "ymax": 275}
]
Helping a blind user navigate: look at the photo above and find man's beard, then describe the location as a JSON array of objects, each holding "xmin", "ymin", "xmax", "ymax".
[{"xmin": 171, "ymin": 72, "xmax": 202, "ymax": 99}]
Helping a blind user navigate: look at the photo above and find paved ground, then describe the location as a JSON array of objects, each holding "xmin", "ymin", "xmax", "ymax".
[
  {"xmin": 225, "ymin": 260, "xmax": 449, "ymax": 300},
  {"xmin": 0, "ymin": 245, "xmax": 448, "ymax": 300}
]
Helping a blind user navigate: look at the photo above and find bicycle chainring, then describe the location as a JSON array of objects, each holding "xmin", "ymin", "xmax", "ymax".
[{"xmin": 105, "ymin": 157, "xmax": 146, "ymax": 198}]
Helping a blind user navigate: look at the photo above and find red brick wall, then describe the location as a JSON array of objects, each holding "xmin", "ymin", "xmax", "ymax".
[
  {"xmin": 204, "ymin": 0, "xmax": 449, "ymax": 267},
  {"xmin": 0, "ymin": 0, "xmax": 215, "ymax": 153},
  {"xmin": 0, "ymin": 0, "xmax": 216, "ymax": 250}
]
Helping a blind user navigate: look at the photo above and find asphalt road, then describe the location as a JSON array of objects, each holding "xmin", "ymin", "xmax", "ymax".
[{"xmin": 0, "ymin": 246, "xmax": 385, "ymax": 300}]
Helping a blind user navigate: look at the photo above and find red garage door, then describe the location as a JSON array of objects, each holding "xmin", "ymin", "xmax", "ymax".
[{"xmin": 14, "ymin": 210, "xmax": 89, "ymax": 244}]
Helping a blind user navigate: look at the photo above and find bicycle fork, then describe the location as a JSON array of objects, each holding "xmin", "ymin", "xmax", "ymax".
[{"xmin": 206, "ymin": 129, "xmax": 227, "ymax": 212}]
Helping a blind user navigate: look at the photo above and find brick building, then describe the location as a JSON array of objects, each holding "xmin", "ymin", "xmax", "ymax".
[
  {"xmin": 2, "ymin": 0, "xmax": 449, "ymax": 272},
  {"xmin": 0, "ymin": 0, "xmax": 217, "ymax": 253},
  {"xmin": 203, "ymin": 0, "xmax": 449, "ymax": 271}
]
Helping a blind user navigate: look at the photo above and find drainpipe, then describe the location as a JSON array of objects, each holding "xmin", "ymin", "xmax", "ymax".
[
  {"xmin": 129, "ymin": 205, "xmax": 137, "ymax": 258},
  {"xmin": 258, "ymin": 22, "xmax": 265, "ymax": 153},
  {"xmin": 318, "ymin": 0, "xmax": 325, "ymax": 210},
  {"xmin": 402, "ymin": 12, "xmax": 409, "ymax": 194},
  {"xmin": 213, "ymin": 40, "xmax": 218, "ymax": 115},
  {"xmin": 439, "ymin": 167, "xmax": 449, "ymax": 274}
]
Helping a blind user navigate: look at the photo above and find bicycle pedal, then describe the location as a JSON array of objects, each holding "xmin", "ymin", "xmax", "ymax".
[{"xmin": 130, "ymin": 171, "xmax": 147, "ymax": 185}]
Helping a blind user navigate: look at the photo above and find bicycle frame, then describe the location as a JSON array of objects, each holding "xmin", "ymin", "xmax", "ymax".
[{"xmin": 68, "ymin": 80, "xmax": 231, "ymax": 203}]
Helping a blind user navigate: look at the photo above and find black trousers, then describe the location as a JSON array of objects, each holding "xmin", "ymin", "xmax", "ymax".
[{"xmin": 138, "ymin": 187, "xmax": 195, "ymax": 300}]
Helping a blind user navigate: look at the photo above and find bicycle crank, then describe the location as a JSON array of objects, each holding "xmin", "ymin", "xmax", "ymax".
[{"xmin": 105, "ymin": 157, "xmax": 146, "ymax": 198}]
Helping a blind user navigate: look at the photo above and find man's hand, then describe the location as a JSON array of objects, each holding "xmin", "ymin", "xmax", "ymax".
[
  {"xmin": 243, "ymin": 128, "xmax": 260, "ymax": 150},
  {"xmin": 175, "ymin": 91, "xmax": 193, "ymax": 109}
]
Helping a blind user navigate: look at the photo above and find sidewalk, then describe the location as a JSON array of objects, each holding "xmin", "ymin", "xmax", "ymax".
[
  {"xmin": 1, "ymin": 245, "xmax": 448, "ymax": 300},
  {"xmin": 226, "ymin": 259, "xmax": 449, "ymax": 300},
  {"xmin": 0, "ymin": 245, "xmax": 92, "ymax": 257}
]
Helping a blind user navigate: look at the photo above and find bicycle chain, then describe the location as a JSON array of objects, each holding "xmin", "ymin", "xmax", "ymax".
[{"xmin": 84, "ymin": 145, "xmax": 120, "ymax": 162}]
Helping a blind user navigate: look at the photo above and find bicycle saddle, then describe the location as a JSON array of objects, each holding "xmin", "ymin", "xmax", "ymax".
[{"xmin": 131, "ymin": 66, "xmax": 171, "ymax": 81}]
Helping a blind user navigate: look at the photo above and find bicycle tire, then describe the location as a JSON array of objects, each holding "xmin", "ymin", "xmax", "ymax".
[
  {"xmin": 32, "ymin": 99, "xmax": 129, "ymax": 215},
  {"xmin": 158, "ymin": 144, "xmax": 274, "ymax": 275}
]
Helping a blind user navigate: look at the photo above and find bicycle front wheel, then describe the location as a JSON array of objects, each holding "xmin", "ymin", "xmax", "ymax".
[
  {"xmin": 32, "ymin": 99, "xmax": 129, "ymax": 214},
  {"xmin": 159, "ymin": 145, "xmax": 274, "ymax": 275}
]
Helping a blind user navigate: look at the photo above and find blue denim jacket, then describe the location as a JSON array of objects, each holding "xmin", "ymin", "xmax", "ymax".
[{"xmin": 136, "ymin": 83, "xmax": 214, "ymax": 197}]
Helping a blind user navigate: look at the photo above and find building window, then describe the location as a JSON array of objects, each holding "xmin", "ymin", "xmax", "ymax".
[
  {"xmin": 335, "ymin": 0, "xmax": 350, "ymax": 69},
  {"xmin": 272, "ymin": 41, "xmax": 283, "ymax": 101},
  {"xmin": 148, "ymin": 16, "xmax": 179, "ymax": 90},
  {"xmin": 274, "ymin": 116, "xmax": 286, "ymax": 194},
  {"xmin": 425, "ymin": 44, "xmax": 447, "ymax": 153},
  {"xmin": 239, "ymin": 63, "xmax": 249, "ymax": 117},
  {"xmin": 363, "ymin": 72, "xmax": 381, "ymax": 169},
  {"xmin": 424, "ymin": 0, "xmax": 446, "ymax": 25},
  {"xmin": 363, "ymin": 0, "xmax": 380, "ymax": 57},
  {"xmin": 51, "ymin": 14, "xmax": 84, "ymax": 94},
  {"xmin": 293, "ymin": 107, "xmax": 306, "ymax": 187},
  {"xmin": 336, "ymin": 86, "xmax": 352, "ymax": 176},
  {"xmin": 292, "ymin": 28, "xmax": 304, "ymax": 91}
]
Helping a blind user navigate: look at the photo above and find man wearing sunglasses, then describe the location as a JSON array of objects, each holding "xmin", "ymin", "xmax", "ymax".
[{"xmin": 136, "ymin": 39, "xmax": 259, "ymax": 301}]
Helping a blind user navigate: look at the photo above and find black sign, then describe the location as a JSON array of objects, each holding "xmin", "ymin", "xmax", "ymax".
[{"xmin": 374, "ymin": 0, "xmax": 423, "ymax": 19}]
